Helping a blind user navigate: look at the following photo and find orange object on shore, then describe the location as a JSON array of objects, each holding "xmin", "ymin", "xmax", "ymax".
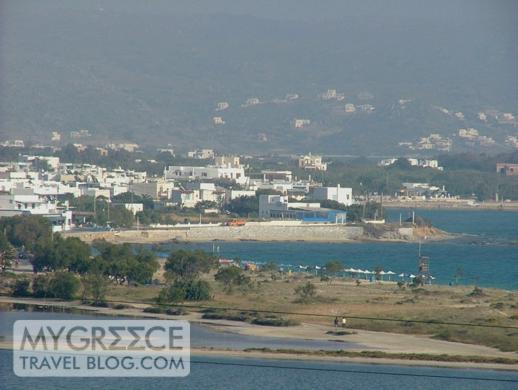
[{"xmin": 226, "ymin": 219, "xmax": 246, "ymax": 226}]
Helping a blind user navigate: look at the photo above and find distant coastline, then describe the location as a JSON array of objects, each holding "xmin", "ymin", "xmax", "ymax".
[{"xmin": 384, "ymin": 200, "xmax": 518, "ymax": 211}]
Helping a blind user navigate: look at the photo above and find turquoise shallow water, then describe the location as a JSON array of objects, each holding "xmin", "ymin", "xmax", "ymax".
[{"xmin": 154, "ymin": 209, "xmax": 518, "ymax": 290}]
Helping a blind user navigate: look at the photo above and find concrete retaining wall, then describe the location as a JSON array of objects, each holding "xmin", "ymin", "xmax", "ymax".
[{"xmin": 64, "ymin": 224, "xmax": 440, "ymax": 244}]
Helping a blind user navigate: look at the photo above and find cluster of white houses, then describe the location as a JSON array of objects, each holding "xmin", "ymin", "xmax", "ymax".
[{"xmin": 0, "ymin": 153, "xmax": 355, "ymax": 231}]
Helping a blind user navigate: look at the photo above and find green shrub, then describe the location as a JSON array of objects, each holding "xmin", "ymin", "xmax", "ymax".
[
  {"xmin": 202, "ymin": 310, "xmax": 251, "ymax": 322},
  {"xmin": 112, "ymin": 304, "xmax": 129, "ymax": 310},
  {"xmin": 468, "ymin": 286, "xmax": 485, "ymax": 297},
  {"xmin": 251, "ymin": 317, "xmax": 299, "ymax": 327},
  {"xmin": 11, "ymin": 278, "xmax": 31, "ymax": 297},
  {"xmin": 157, "ymin": 280, "xmax": 212, "ymax": 303},
  {"xmin": 165, "ymin": 307, "xmax": 187, "ymax": 316},
  {"xmin": 48, "ymin": 272, "xmax": 80, "ymax": 300},
  {"xmin": 143, "ymin": 306, "xmax": 162, "ymax": 314},
  {"xmin": 32, "ymin": 275, "xmax": 50, "ymax": 298}
]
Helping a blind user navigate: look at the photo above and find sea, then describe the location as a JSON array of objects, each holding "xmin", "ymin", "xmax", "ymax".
[{"xmin": 152, "ymin": 209, "xmax": 518, "ymax": 290}]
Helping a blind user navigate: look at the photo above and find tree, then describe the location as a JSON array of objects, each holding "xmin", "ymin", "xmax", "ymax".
[
  {"xmin": 157, "ymin": 280, "xmax": 212, "ymax": 303},
  {"xmin": 0, "ymin": 233, "xmax": 16, "ymax": 271},
  {"xmin": 81, "ymin": 273, "xmax": 110, "ymax": 305},
  {"xmin": 183, "ymin": 280, "xmax": 212, "ymax": 300},
  {"xmin": 294, "ymin": 281, "xmax": 317, "ymax": 303},
  {"xmin": 164, "ymin": 250, "xmax": 217, "ymax": 281},
  {"xmin": 48, "ymin": 272, "xmax": 80, "ymax": 300},
  {"xmin": 32, "ymin": 275, "xmax": 50, "ymax": 298},
  {"xmin": 128, "ymin": 249, "xmax": 159, "ymax": 284},
  {"xmin": 194, "ymin": 200, "xmax": 218, "ymax": 212},
  {"xmin": 31, "ymin": 235, "xmax": 90, "ymax": 273},
  {"xmin": 215, "ymin": 266, "xmax": 251, "ymax": 293},
  {"xmin": 91, "ymin": 240, "xmax": 158, "ymax": 284},
  {"xmin": 226, "ymin": 196, "xmax": 259, "ymax": 217},
  {"xmin": 0, "ymin": 215, "xmax": 52, "ymax": 251},
  {"xmin": 324, "ymin": 260, "xmax": 343, "ymax": 276},
  {"xmin": 410, "ymin": 275, "xmax": 424, "ymax": 288},
  {"xmin": 261, "ymin": 261, "xmax": 279, "ymax": 273},
  {"xmin": 157, "ymin": 284, "xmax": 187, "ymax": 304},
  {"xmin": 11, "ymin": 278, "xmax": 31, "ymax": 297}
]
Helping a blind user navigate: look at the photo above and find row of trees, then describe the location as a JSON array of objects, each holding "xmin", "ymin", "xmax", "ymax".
[{"xmin": 1, "ymin": 215, "xmax": 160, "ymax": 304}]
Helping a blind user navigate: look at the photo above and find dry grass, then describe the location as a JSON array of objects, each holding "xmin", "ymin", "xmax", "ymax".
[{"xmin": 106, "ymin": 270, "xmax": 518, "ymax": 352}]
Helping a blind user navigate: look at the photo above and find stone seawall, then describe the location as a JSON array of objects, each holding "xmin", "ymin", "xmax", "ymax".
[{"xmin": 63, "ymin": 223, "xmax": 438, "ymax": 244}]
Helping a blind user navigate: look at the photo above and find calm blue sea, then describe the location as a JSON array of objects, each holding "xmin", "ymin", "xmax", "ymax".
[{"xmin": 155, "ymin": 209, "xmax": 518, "ymax": 290}]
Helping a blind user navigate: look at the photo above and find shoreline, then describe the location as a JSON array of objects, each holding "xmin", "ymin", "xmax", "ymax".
[
  {"xmin": 384, "ymin": 201, "xmax": 518, "ymax": 211},
  {"xmin": 1, "ymin": 296, "xmax": 517, "ymax": 371},
  {"xmin": 1, "ymin": 342, "xmax": 517, "ymax": 372}
]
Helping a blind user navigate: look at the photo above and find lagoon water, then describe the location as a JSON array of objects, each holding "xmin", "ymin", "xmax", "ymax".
[
  {"xmin": 3, "ymin": 310, "xmax": 517, "ymax": 389},
  {"xmin": 155, "ymin": 209, "xmax": 518, "ymax": 290},
  {"xmin": 1, "ymin": 349, "xmax": 518, "ymax": 390}
]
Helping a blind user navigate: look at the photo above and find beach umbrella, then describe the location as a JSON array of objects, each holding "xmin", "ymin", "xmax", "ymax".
[
  {"xmin": 345, "ymin": 268, "xmax": 354, "ymax": 273},
  {"xmin": 398, "ymin": 273, "xmax": 405, "ymax": 278},
  {"xmin": 386, "ymin": 270, "xmax": 395, "ymax": 280},
  {"xmin": 409, "ymin": 274, "xmax": 416, "ymax": 279}
]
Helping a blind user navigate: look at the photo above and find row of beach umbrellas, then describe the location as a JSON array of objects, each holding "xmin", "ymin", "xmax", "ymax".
[
  {"xmin": 344, "ymin": 268, "xmax": 396, "ymax": 280},
  {"xmin": 281, "ymin": 264, "xmax": 435, "ymax": 281}
]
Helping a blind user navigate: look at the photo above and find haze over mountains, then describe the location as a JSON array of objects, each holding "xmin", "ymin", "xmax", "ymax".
[{"xmin": 1, "ymin": 0, "xmax": 517, "ymax": 154}]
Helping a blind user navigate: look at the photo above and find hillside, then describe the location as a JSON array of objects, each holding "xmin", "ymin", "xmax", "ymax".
[{"xmin": 1, "ymin": 0, "xmax": 517, "ymax": 154}]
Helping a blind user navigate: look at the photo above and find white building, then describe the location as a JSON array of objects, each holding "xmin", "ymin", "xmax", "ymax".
[
  {"xmin": 298, "ymin": 154, "xmax": 327, "ymax": 171},
  {"xmin": 243, "ymin": 98, "xmax": 261, "ymax": 107},
  {"xmin": 227, "ymin": 189, "xmax": 256, "ymax": 200},
  {"xmin": 107, "ymin": 143, "xmax": 139, "ymax": 152},
  {"xmin": 213, "ymin": 116, "xmax": 225, "ymax": 125},
  {"xmin": 293, "ymin": 119, "xmax": 311, "ymax": 129},
  {"xmin": 0, "ymin": 140, "xmax": 25, "ymax": 148},
  {"xmin": 378, "ymin": 158, "xmax": 443, "ymax": 170},
  {"xmin": 216, "ymin": 101, "xmax": 230, "ymax": 111},
  {"xmin": 321, "ymin": 89, "xmax": 337, "ymax": 100},
  {"xmin": 187, "ymin": 149, "xmax": 215, "ymax": 160},
  {"xmin": 259, "ymin": 194, "xmax": 288, "ymax": 218},
  {"xmin": 458, "ymin": 128, "xmax": 479, "ymax": 139},
  {"xmin": 130, "ymin": 179, "xmax": 174, "ymax": 200},
  {"xmin": 51, "ymin": 131, "xmax": 62, "ymax": 142},
  {"xmin": 164, "ymin": 165, "xmax": 248, "ymax": 185},
  {"xmin": 171, "ymin": 189, "xmax": 200, "ymax": 208},
  {"xmin": 261, "ymin": 170, "xmax": 293, "ymax": 182},
  {"xmin": 345, "ymin": 104, "xmax": 356, "ymax": 113},
  {"xmin": 214, "ymin": 155, "xmax": 241, "ymax": 168},
  {"xmin": 312, "ymin": 185, "xmax": 353, "ymax": 206},
  {"xmin": 122, "ymin": 203, "xmax": 144, "ymax": 215},
  {"xmin": 0, "ymin": 186, "xmax": 73, "ymax": 231}
]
